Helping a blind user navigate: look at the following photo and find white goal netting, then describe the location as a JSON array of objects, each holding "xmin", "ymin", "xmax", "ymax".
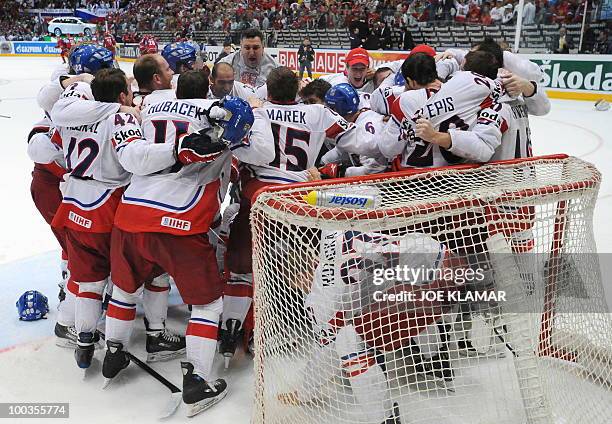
[{"xmin": 250, "ymin": 155, "xmax": 612, "ymax": 424}]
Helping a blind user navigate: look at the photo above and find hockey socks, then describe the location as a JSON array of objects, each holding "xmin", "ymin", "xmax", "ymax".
[{"xmin": 186, "ymin": 298, "xmax": 223, "ymax": 381}]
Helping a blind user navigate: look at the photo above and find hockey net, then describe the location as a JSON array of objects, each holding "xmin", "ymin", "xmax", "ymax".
[{"xmin": 250, "ymin": 154, "xmax": 612, "ymax": 424}]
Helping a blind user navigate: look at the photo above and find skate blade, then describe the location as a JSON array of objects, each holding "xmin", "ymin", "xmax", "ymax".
[
  {"xmin": 159, "ymin": 392, "xmax": 182, "ymax": 419},
  {"xmin": 146, "ymin": 348, "xmax": 186, "ymax": 363},
  {"xmin": 224, "ymin": 355, "xmax": 231, "ymax": 369},
  {"xmin": 185, "ymin": 389, "xmax": 228, "ymax": 417},
  {"xmin": 55, "ymin": 338, "xmax": 77, "ymax": 349},
  {"xmin": 102, "ymin": 377, "xmax": 114, "ymax": 390}
]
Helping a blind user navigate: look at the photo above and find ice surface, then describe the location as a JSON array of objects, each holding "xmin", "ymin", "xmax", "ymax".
[{"xmin": 1, "ymin": 56, "xmax": 611, "ymax": 423}]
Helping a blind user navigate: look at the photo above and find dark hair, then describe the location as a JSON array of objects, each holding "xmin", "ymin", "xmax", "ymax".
[
  {"xmin": 176, "ymin": 70, "xmax": 209, "ymax": 99},
  {"xmin": 267, "ymin": 66, "xmax": 299, "ymax": 102},
  {"xmin": 473, "ymin": 37, "xmax": 504, "ymax": 68},
  {"xmin": 401, "ymin": 53, "xmax": 438, "ymax": 86},
  {"xmin": 91, "ymin": 68, "xmax": 128, "ymax": 103},
  {"xmin": 133, "ymin": 54, "xmax": 160, "ymax": 91},
  {"xmin": 241, "ymin": 28, "xmax": 264, "ymax": 43},
  {"xmin": 211, "ymin": 62, "xmax": 234, "ymax": 80},
  {"xmin": 223, "ymin": 41, "xmax": 232, "ymax": 47},
  {"xmin": 463, "ymin": 50, "xmax": 499, "ymax": 80},
  {"xmin": 299, "ymin": 79, "xmax": 332, "ymax": 103}
]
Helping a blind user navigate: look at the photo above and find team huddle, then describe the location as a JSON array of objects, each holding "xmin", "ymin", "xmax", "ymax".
[{"xmin": 26, "ymin": 27, "xmax": 549, "ymax": 419}]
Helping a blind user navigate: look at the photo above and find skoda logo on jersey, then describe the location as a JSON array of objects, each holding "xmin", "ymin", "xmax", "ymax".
[{"xmin": 114, "ymin": 128, "xmax": 143, "ymax": 144}]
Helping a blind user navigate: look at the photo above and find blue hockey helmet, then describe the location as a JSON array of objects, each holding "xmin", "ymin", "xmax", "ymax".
[
  {"xmin": 216, "ymin": 96, "xmax": 254, "ymax": 145},
  {"xmin": 16, "ymin": 290, "xmax": 49, "ymax": 321},
  {"xmin": 393, "ymin": 71, "xmax": 406, "ymax": 87},
  {"xmin": 69, "ymin": 44, "xmax": 114, "ymax": 75},
  {"xmin": 324, "ymin": 83, "xmax": 360, "ymax": 116},
  {"xmin": 161, "ymin": 42, "xmax": 197, "ymax": 73}
]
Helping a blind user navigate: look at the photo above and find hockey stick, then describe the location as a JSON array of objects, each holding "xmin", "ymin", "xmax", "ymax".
[
  {"xmin": 125, "ymin": 352, "xmax": 182, "ymax": 419},
  {"xmin": 0, "ymin": 114, "xmax": 10, "ymax": 119}
]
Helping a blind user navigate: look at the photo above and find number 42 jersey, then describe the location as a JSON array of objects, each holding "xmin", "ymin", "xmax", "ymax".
[{"xmin": 52, "ymin": 112, "xmax": 137, "ymax": 233}]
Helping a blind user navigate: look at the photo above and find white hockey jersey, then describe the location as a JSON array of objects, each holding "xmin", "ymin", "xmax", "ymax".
[
  {"xmin": 452, "ymin": 86, "xmax": 550, "ymax": 163},
  {"xmin": 113, "ymin": 98, "xmax": 274, "ymax": 235},
  {"xmin": 36, "ymin": 64, "xmax": 71, "ymax": 115},
  {"xmin": 319, "ymin": 73, "xmax": 374, "ymax": 109},
  {"xmin": 379, "ymin": 71, "xmax": 504, "ymax": 169},
  {"xmin": 246, "ymin": 102, "xmax": 377, "ymax": 184},
  {"xmin": 208, "ymin": 80, "xmax": 256, "ymax": 101},
  {"xmin": 321, "ymin": 109, "xmax": 389, "ymax": 176},
  {"xmin": 51, "ymin": 111, "xmax": 135, "ymax": 233}
]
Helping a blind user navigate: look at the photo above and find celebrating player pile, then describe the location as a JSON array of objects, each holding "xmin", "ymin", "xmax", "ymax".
[{"xmin": 25, "ymin": 31, "xmax": 550, "ymax": 421}]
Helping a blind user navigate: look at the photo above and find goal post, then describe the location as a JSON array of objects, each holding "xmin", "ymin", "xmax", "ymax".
[{"xmin": 250, "ymin": 155, "xmax": 612, "ymax": 424}]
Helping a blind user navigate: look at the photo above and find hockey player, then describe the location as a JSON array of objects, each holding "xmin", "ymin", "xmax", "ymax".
[
  {"xmin": 49, "ymin": 69, "xmax": 135, "ymax": 369},
  {"xmin": 219, "ymin": 28, "xmax": 279, "ymax": 87},
  {"xmin": 30, "ymin": 44, "xmax": 120, "ymax": 349},
  {"xmin": 222, "ymin": 67, "xmax": 380, "ymax": 367},
  {"xmin": 161, "ymin": 42, "xmax": 198, "ymax": 75},
  {"xmin": 320, "ymin": 47, "xmax": 374, "ymax": 108},
  {"xmin": 320, "ymin": 83, "xmax": 388, "ymax": 177},
  {"xmin": 102, "ymin": 71, "xmax": 274, "ymax": 417},
  {"xmin": 378, "ymin": 50, "xmax": 504, "ymax": 170},
  {"xmin": 56, "ymin": 36, "xmax": 72, "ymax": 64},
  {"xmin": 277, "ymin": 228, "xmax": 471, "ymax": 423},
  {"xmin": 102, "ymin": 32, "xmax": 117, "ymax": 62},
  {"xmin": 132, "ymin": 53, "xmax": 175, "ymax": 107},
  {"xmin": 298, "ymin": 79, "xmax": 332, "ymax": 105},
  {"xmin": 208, "ymin": 62, "xmax": 256, "ymax": 100},
  {"xmin": 139, "ymin": 34, "xmax": 159, "ymax": 56}
]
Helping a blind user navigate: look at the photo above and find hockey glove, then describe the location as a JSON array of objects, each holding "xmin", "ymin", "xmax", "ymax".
[
  {"xmin": 175, "ymin": 130, "xmax": 227, "ymax": 165},
  {"xmin": 318, "ymin": 162, "xmax": 350, "ymax": 179}
]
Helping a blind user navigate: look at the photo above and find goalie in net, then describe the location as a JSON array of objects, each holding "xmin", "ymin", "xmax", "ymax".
[{"xmin": 277, "ymin": 228, "xmax": 475, "ymax": 423}]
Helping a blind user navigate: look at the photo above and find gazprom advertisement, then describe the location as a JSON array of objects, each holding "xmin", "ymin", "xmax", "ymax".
[{"xmin": 12, "ymin": 42, "xmax": 60, "ymax": 55}]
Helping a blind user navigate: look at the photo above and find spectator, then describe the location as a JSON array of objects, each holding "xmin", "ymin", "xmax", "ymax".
[
  {"xmin": 215, "ymin": 42, "xmax": 232, "ymax": 64},
  {"xmin": 523, "ymin": 0, "xmax": 536, "ymax": 24},
  {"xmin": 481, "ymin": 5, "xmax": 493, "ymax": 24},
  {"xmin": 467, "ymin": 4, "xmax": 482, "ymax": 23},
  {"xmin": 350, "ymin": 27, "xmax": 363, "ymax": 49},
  {"xmin": 551, "ymin": 26, "xmax": 574, "ymax": 53},
  {"xmin": 502, "ymin": 3, "xmax": 515, "ymax": 23},
  {"xmin": 491, "ymin": 0, "xmax": 505, "ymax": 23},
  {"xmin": 381, "ymin": 22, "xmax": 392, "ymax": 50},
  {"xmin": 297, "ymin": 36, "xmax": 315, "ymax": 79},
  {"xmin": 455, "ymin": 0, "xmax": 470, "ymax": 22},
  {"xmin": 399, "ymin": 26, "xmax": 415, "ymax": 50}
]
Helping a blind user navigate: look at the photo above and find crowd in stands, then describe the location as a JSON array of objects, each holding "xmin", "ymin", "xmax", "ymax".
[{"xmin": 1, "ymin": 0, "xmax": 609, "ymax": 50}]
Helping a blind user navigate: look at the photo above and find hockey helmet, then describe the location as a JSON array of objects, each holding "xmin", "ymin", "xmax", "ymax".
[
  {"xmin": 213, "ymin": 96, "xmax": 255, "ymax": 145},
  {"xmin": 69, "ymin": 44, "xmax": 113, "ymax": 75},
  {"xmin": 324, "ymin": 83, "xmax": 360, "ymax": 117},
  {"xmin": 16, "ymin": 290, "xmax": 49, "ymax": 321},
  {"xmin": 161, "ymin": 42, "xmax": 197, "ymax": 73}
]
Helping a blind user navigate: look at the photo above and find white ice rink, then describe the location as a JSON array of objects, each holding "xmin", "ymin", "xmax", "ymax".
[{"xmin": 0, "ymin": 56, "xmax": 611, "ymax": 423}]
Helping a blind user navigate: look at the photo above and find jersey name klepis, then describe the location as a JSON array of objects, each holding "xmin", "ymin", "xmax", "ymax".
[{"xmin": 145, "ymin": 101, "xmax": 207, "ymax": 120}]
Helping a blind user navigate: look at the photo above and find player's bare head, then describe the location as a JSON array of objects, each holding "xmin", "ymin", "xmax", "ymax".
[
  {"xmin": 91, "ymin": 68, "xmax": 131, "ymax": 105},
  {"xmin": 373, "ymin": 67, "xmax": 393, "ymax": 89},
  {"xmin": 463, "ymin": 50, "xmax": 499, "ymax": 80},
  {"xmin": 133, "ymin": 54, "xmax": 173, "ymax": 91},
  {"xmin": 299, "ymin": 79, "xmax": 332, "ymax": 104},
  {"xmin": 176, "ymin": 70, "xmax": 209, "ymax": 100},
  {"xmin": 211, "ymin": 62, "xmax": 235, "ymax": 97},
  {"xmin": 401, "ymin": 53, "xmax": 438, "ymax": 89},
  {"xmin": 472, "ymin": 37, "xmax": 504, "ymax": 70},
  {"xmin": 240, "ymin": 29, "xmax": 264, "ymax": 68},
  {"xmin": 267, "ymin": 67, "xmax": 298, "ymax": 103}
]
